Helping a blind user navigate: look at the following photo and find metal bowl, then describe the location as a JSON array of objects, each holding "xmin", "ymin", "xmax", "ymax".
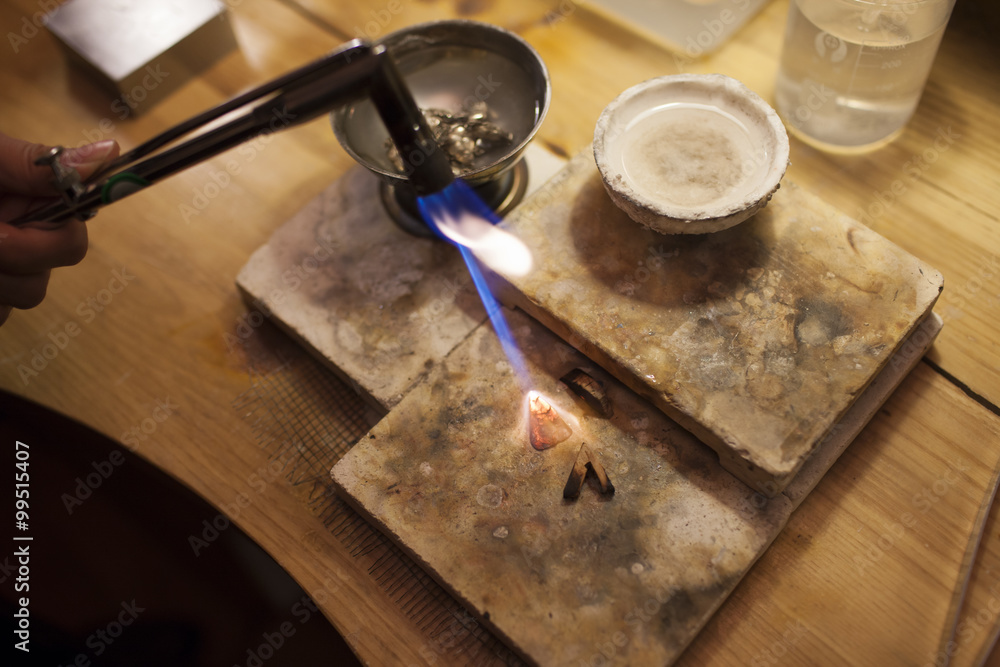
[{"xmin": 332, "ymin": 20, "xmax": 550, "ymax": 189}]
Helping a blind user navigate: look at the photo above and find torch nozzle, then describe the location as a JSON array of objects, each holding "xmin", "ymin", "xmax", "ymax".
[{"xmin": 368, "ymin": 47, "xmax": 456, "ymax": 197}]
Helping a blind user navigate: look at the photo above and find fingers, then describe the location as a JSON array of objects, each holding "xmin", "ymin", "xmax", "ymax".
[
  {"xmin": 0, "ymin": 133, "xmax": 118, "ymax": 326},
  {"xmin": 0, "ymin": 193, "xmax": 51, "ymax": 222},
  {"xmin": 0, "ymin": 132, "xmax": 119, "ymax": 197},
  {"xmin": 0, "ymin": 222, "xmax": 86, "ymax": 324},
  {"xmin": 0, "ymin": 219, "xmax": 89, "ymax": 274},
  {"xmin": 0, "ymin": 133, "xmax": 54, "ymax": 196},
  {"xmin": 0, "ymin": 270, "xmax": 51, "ymax": 309}
]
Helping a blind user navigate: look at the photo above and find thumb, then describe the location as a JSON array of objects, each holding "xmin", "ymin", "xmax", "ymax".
[{"xmin": 0, "ymin": 132, "xmax": 119, "ymax": 197}]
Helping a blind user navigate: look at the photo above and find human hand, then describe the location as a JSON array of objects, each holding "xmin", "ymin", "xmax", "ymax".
[{"xmin": 0, "ymin": 132, "xmax": 120, "ymax": 326}]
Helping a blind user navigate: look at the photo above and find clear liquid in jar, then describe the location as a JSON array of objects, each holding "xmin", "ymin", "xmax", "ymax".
[{"xmin": 775, "ymin": 0, "xmax": 952, "ymax": 150}]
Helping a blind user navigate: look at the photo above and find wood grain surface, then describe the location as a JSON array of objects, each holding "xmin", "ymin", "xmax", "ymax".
[{"xmin": 1, "ymin": 0, "xmax": 998, "ymax": 664}]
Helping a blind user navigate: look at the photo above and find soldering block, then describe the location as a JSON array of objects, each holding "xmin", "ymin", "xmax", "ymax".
[{"xmin": 45, "ymin": 0, "xmax": 237, "ymax": 116}]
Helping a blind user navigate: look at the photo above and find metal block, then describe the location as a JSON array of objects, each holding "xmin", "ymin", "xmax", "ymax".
[{"xmin": 45, "ymin": 0, "xmax": 237, "ymax": 115}]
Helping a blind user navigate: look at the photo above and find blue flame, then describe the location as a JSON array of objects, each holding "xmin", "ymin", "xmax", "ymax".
[
  {"xmin": 456, "ymin": 244, "xmax": 530, "ymax": 383},
  {"xmin": 419, "ymin": 181, "xmax": 531, "ymax": 388}
]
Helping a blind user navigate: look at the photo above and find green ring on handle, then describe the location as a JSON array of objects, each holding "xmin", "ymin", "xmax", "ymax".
[{"xmin": 100, "ymin": 173, "xmax": 150, "ymax": 204}]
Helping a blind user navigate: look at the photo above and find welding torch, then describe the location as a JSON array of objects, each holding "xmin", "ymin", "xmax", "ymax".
[{"xmin": 9, "ymin": 40, "xmax": 455, "ymax": 227}]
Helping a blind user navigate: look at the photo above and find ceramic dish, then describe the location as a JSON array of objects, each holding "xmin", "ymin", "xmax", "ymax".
[{"xmin": 594, "ymin": 74, "xmax": 789, "ymax": 234}]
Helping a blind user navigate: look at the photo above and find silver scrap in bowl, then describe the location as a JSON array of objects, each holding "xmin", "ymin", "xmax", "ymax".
[
  {"xmin": 384, "ymin": 101, "xmax": 513, "ymax": 174},
  {"xmin": 332, "ymin": 20, "xmax": 550, "ymax": 189}
]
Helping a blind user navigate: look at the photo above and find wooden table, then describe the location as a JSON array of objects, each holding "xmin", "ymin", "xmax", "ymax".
[{"xmin": 2, "ymin": 0, "xmax": 999, "ymax": 664}]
